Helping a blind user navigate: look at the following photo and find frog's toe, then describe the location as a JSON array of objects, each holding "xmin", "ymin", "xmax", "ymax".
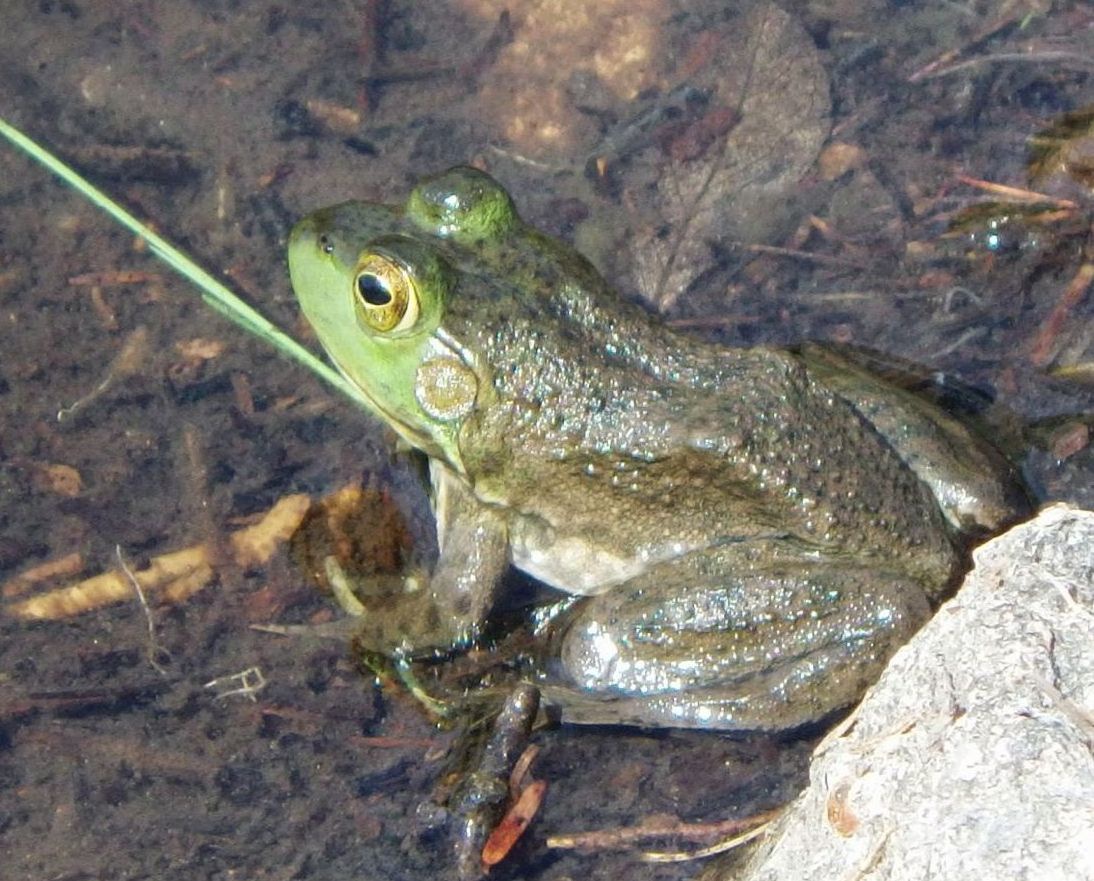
[{"xmin": 323, "ymin": 555, "xmax": 366, "ymax": 616}]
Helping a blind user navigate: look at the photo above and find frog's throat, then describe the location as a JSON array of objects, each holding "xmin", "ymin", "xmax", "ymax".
[{"xmin": 326, "ymin": 351, "xmax": 465, "ymax": 476}]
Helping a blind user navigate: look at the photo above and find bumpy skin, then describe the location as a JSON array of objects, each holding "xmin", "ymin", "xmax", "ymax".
[{"xmin": 288, "ymin": 168, "xmax": 1028, "ymax": 731}]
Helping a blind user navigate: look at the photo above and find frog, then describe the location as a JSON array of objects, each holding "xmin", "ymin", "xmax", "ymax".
[{"xmin": 287, "ymin": 167, "xmax": 1029, "ymax": 732}]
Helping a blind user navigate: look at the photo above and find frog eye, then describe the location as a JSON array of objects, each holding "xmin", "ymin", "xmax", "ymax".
[{"xmin": 352, "ymin": 253, "xmax": 420, "ymax": 333}]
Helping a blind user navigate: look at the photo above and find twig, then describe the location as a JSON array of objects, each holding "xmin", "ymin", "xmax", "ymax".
[
  {"xmin": 204, "ymin": 666, "xmax": 267, "ymax": 701},
  {"xmin": 547, "ymin": 807, "xmax": 781, "ymax": 852},
  {"xmin": 908, "ymin": 0, "xmax": 1035, "ymax": 82},
  {"xmin": 913, "ymin": 50, "xmax": 1094, "ymax": 81},
  {"xmin": 116, "ymin": 545, "xmax": 169, "ymax": 675},
  {"xmin": 954, "ymin": 175, "xmax": 1078, "ymax": 211},
  {"xmin": 643, "ymin": 821, "xmax": 772, "ymax": 863},
  {"xmin": 57, "ymin": 326, "xmax": 150, "ymax": 422},
  {"xmin": 929, "ymin": 326, "xmax": 987, "ymax": 361},
  {"xmin": 1036, "ymin": 679, "xmax": 1094, "ymax": 740},
  {"xmin": 728, "ymin": 241, "xmax": 868, "ymax": 269},
  {"xmin": 509, "ymin": 744, "xmax": 541, "ymax": 798},
  {"xmin": 251, "ymin": 620, "xmax": 359, "ymax": 640},
  {"xmin": 68, "ymin": 270, "xmax": 161, "ymax": 286},
  {"xmin": 1029, "ymin": 261, "xmax": 1094, "ymax": 367}
]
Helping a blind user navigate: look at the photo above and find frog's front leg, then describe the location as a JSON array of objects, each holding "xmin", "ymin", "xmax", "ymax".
[
  {"xmin": 351, "ymin": 468, "xmax": 509, "ymax": 657},
  {"xmin": 542, "ymin": 541, "xmax": 934, "ymax": 731}
]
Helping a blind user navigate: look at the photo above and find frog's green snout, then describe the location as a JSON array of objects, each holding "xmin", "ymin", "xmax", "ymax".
[
  {"xmin": 286, "ymin": 215, "xmax": 328, "ymax": 291},
  {"xmin": 287, "ymin": 215, "xmax": 317, "ymax": 260}
]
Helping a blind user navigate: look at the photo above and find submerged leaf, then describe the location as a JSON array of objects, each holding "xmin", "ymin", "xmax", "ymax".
[{"xmin": 620, "ymin": 1, "xmax": 831, "ymax": 310}]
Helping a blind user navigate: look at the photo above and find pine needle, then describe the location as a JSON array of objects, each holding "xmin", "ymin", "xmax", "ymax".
[{"xmin": 0, "ymin": 115, "xmax": 371, "ymax": 411}]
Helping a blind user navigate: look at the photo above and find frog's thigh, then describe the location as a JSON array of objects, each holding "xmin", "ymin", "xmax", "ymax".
[{"xmin": 554, "ymin": 556, "xmax": 932, "ymax": 731}]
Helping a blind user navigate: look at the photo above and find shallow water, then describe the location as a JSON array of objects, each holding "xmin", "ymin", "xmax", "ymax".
[{"xmin": 0, "ymin": 2, "xmax": 1091, "ymax": 879}]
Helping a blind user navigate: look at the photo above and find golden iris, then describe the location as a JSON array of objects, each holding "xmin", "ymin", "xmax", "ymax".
[{"xmin": 352, "ymin": 253, "xmax": 420, "ymax": 333}]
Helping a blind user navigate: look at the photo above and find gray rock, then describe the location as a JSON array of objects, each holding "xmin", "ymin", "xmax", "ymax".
[{"xmin": 720, "ymin": 504, "xmax": 1094, "ymax": 881}]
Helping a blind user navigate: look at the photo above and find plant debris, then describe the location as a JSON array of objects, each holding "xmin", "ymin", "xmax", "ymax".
[{"xmin": 3, "ymin": 493, "xmax": 311, "ymax": 620}]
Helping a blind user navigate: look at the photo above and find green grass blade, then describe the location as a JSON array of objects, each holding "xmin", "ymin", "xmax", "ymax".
[{"xmin": 0, "ymin": 115, "xmax": 371, "ymax": 410}]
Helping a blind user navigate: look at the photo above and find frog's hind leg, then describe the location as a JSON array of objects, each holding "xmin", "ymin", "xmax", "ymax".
[
  {"xmin": 543, "ymin": 554, "xmax": 932, "ymax": 732},
  {"xmin": 796, "ymin": 342, "xmax": 1030, "ymax": 535}
]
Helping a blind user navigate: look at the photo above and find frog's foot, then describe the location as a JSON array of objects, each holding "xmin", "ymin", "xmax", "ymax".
[
  {"xmin": 320, "ymin": 555, "xmax": 417, "ymax": 617},
  {"xmin": 320, "ymin": 554, "xmax": 483, "ymax": 661},
  {"xmin": 546, "ymin": 558, "xmax": 933, "ymax": 731},
  {"xmin": 389, "ymin": 650, "xmax": 456, "ymax": 719}
]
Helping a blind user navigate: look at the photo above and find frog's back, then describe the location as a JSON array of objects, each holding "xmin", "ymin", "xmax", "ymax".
[
  {"xmin": 791, "ymin": 342, "xmax": 1031, "ymax": 537},
  {"xmin": 460, "ymin": 298, "xmax": 962, "ymax": 594}
]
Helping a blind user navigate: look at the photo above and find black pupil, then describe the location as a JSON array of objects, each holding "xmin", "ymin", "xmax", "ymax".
[{"xmin": 357, "ymin": 273, "xmax": 391, "ymax": 306}]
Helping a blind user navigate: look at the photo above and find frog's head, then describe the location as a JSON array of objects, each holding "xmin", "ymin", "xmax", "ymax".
[{"xmin": 287, "ymin": 167, "xmax": 522, "ymax": 474}]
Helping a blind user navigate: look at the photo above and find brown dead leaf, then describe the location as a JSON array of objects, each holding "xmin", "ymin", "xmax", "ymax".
[
  {"xmin": 231, "ymin": 494, "xmax": 313, "ymax": 568},
  {"xmin": 819, "ymin": 142, "xmax": 868, "ymax": 181},
  {"xmin": 290, "ymin": 484, "xmax": 413, "ymax": 591},
  {"xmin": 36, "ymin": 463, "xmax": 83, "ymax": 497},
  {"xmin": 5, "ymin": 494, "xmax": 311, "ymax": 620},
  {"xmin": 620, "ymin": 1, "xmax": 831, "ymax": 310},
  {"xmin": 1, "ymin": 552, "xmax": 84, "ymax": 598},
  {"xmin": 305, "ymin": 98, "xmax": 362, "ymax": 135},
  {"xmin": 482, "ymin": 779, "xmax": 548, "ymax": 868},
  {"xmin": 175, "ymin": 338, "xmax": 227, "ymax": 360},
  {"xmin": 1049, "ymin": 422, "xmax": 1090, "ymax": 461}
]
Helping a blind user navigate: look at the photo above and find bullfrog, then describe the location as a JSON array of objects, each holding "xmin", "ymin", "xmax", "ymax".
[{"xmin": 287, "ymin": 167, "xmax": 1028, "ymax": 731}]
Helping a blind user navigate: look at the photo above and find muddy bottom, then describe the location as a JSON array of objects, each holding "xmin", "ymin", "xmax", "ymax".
[{"xmin": 1, "ymin": 1, "xmax": 1091, "ymax": 879}]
